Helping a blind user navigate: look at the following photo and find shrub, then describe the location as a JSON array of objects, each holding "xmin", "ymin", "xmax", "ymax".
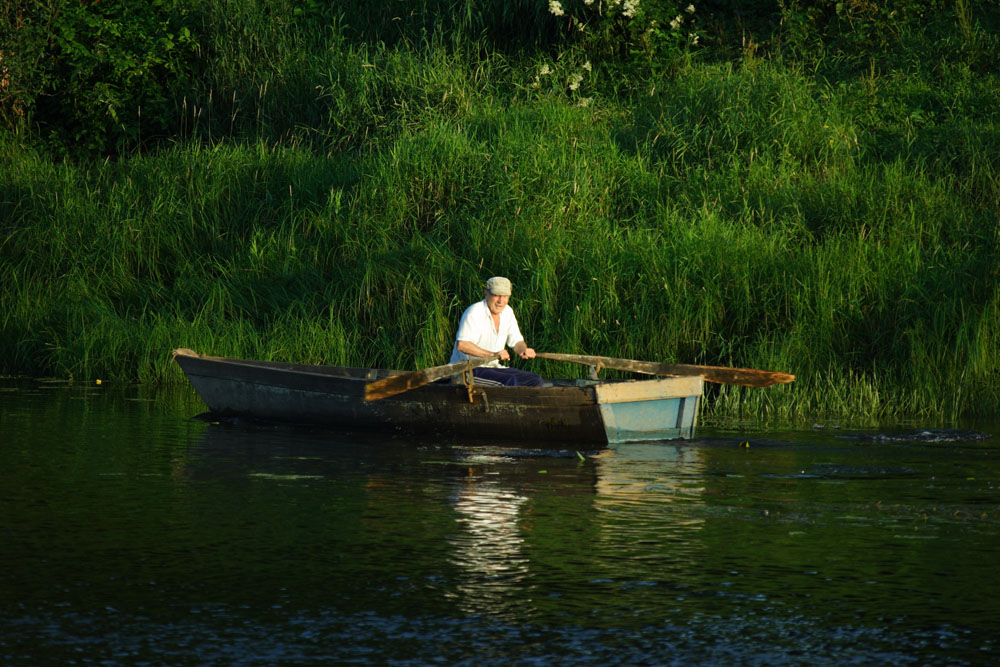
[{"xmin": 1, "ymin": 0, "xmax": 201, "ymax": 157}]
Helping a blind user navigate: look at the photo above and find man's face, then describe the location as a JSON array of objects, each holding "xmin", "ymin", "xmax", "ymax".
[{"xmin": 485, "ymin": 291, "xmax": 509, "ymax": 315}]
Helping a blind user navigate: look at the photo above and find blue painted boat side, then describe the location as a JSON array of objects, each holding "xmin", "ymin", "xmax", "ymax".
[
  {"xmin": 594, "ymin": 376, "xmax": 703, "ymax": 443},
  {"xmin": 598, "ymin": 395, "xmax": 700, "ymax": 443}
]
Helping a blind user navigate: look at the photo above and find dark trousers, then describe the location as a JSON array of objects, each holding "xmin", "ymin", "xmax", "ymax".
[{"xmin": 473, "ymin": 367, "xmax": 544, "ymax": 387}]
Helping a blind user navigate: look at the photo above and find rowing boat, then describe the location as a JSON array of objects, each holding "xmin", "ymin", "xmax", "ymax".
[{"xmin": 172, "ymin": 348, "xmax": 702, "ymax": 444}]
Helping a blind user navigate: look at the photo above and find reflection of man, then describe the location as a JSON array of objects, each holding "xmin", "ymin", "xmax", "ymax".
[
  {"xmin": 450, "ymin": 471, "xmax": 529, "ymax": 617},
  {"xmin": 449, "ymin": 276, "xmax": 543, "ymax": 387}
]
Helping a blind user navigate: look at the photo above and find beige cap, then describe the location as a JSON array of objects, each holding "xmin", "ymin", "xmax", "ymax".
[{"xmin": 485, "ymin": 276, "xmax": 512, "ymax": 296}]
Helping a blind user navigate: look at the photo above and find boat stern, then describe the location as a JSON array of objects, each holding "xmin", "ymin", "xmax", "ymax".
[{"xmin": 594, "ymin": 376, "xmax": 702, "ymax": 443}]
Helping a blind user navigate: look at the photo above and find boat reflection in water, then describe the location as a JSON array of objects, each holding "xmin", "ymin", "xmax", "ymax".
[
  {"xmin": 440, "ymin": 441, "xmax": 709, "ymax": 620},
  {"xmin": 593, "ymin": 442, "xmax": 706, "ymax": 512},
  {"xmin": 590, "ymin": 442, "xmax": 708, "ymax": 584},
  {"xmin": 182, "ymin": 421, "xmax": 711, "ymax": 624}
]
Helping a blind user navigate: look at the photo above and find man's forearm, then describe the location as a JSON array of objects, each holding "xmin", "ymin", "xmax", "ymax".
[{"xmin": 457, "ymin": 340, "xmax": 497, "ymax": 357}]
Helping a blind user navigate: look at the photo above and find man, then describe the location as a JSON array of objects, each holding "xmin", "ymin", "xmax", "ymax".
[{"xmin": 449, "ymin": 276, "xmax": 544, "ymax": 387}]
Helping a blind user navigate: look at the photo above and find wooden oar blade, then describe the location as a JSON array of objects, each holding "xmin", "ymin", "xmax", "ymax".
[
  {"xmin": 663, "ymin": 363, "xmax": 795, "ymax": 387},
  {"xmin": 365, "ymin": 353, "xmax": 502, "ymax": 402},
  {"xmin": 535, "ymin": 353, "xmax": 794, "ymax": 388}
]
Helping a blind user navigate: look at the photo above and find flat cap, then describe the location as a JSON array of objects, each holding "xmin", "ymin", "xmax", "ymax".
[{"xmin": 485, "ymin": 276, "xmax": 512, "ymax": 296}]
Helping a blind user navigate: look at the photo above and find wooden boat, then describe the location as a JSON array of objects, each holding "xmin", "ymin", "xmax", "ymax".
[{"xmin": 172, "ymin": 348, "xmax": 703, "ymax": 444}]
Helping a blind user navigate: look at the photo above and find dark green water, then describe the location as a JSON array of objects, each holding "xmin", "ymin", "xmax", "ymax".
[{"xmin": 2, "ymin": 379, "xmax": 998, "ymax": 665}]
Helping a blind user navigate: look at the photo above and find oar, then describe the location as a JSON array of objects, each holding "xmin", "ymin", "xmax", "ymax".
[
  {"xmin": 535, "ymin": 352, "xmax": 794, "ymax": 388},
  {"xmin": 364, "ymin": 352, "xmax": 503, "ymax": 402}
]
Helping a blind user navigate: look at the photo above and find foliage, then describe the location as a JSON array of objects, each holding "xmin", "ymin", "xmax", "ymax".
[
  {"xmin": 528, "ymin": 0, "xmax": 705, "ymax": 102},
  {"xmin": 1, "ymin": 1, "xmax": 999, "ymax": 422},
  {"xmin": 1, "ymin": 0, "xmax": 202, "ymax": 157},
  {"xmin": 4, "ymin": 0, "xmax": 997, "ymax": 157},
  {"xmin": 775, "ymin": 0, "xmax": 997, "ymax": 73}
]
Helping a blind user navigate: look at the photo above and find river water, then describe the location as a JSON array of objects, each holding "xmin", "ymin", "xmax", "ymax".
[{"xmin": 2, "ymin": 379, "xmax": 998, "ymax": 665}]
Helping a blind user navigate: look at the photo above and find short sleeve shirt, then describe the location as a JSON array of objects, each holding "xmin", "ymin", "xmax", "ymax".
[{"xmin": 449, "ymin": 300, "xmax": 525, "ymax": 367}]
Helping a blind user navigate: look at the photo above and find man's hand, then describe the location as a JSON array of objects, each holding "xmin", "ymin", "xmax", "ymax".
[{"xmin": 515, "ymin": 344, "xmax": 536, "ymax": 360}]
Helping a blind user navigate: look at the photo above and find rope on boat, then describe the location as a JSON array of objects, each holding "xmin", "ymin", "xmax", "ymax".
[{"xmin": 462, "ymin": 368, "xmax": 489, "ymax": 411}]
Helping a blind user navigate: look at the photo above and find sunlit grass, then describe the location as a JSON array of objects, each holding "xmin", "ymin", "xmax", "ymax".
[{"xmin": 2, "ymin": 9, "xmax": 998, "ymax": 421}]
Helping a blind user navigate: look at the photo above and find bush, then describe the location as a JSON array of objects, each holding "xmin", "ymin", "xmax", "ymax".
[{"xmin": 1, "ymin": 0, "xmax": 201, "ymax": 157}]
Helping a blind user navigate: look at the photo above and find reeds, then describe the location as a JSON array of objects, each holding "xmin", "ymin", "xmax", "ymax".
[{"xmin": 2, "ymin": 3, "xmax": 998, "ymax": 421}]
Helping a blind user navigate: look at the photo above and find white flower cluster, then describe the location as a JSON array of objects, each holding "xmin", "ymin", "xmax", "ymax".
[
  {"xmin": 550, "ymin": 0, "xmax": 650, "ymax": 19},
  {"xmin": 668, "ymin": 4, "xmax": 695, "ymax": 29},
  {"xmin": 533, "ymin": 59, "xmax": 592, "ymax": 91},
  {"xmin": 605, "ymin": 0, "xmax": 638, "ymax": 15},
  {"xmin": 532, "ymin": 56, "xmax": 593, "ymax": 98},
  {"xmin": 537, "ymin": 2, "xmax": 701, "ymax": 95}
]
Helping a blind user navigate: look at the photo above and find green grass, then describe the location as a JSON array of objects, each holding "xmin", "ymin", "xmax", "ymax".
[{"xmin": 2, "ymin": 4, "xmax": 999, "ymax": 422}]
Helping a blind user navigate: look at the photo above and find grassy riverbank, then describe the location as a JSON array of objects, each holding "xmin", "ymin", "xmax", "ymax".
[{"xmin": 2, "ymin": 2, "xmax": 999, "ymax": 421}]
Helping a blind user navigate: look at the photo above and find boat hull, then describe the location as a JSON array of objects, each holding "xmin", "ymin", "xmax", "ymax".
[{"xmin": 172, "ymin": 349, "xmax": 701, "ymax": 444}]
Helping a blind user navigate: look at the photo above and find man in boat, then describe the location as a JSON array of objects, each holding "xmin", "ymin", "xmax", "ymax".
[{"xmin": 449, "ymin": 276, "xmax": 544, "ymax": 387}]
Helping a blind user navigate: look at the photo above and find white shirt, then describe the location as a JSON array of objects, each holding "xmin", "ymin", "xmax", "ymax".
[{"xmin": 449, "ymin": 299, "xmax": 524, "ymax": 367}]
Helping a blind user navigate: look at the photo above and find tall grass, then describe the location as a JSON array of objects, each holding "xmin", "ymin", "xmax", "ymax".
[{"xmin": 2, "ymin": 4, "xmax": 998, "ymax": 422}]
